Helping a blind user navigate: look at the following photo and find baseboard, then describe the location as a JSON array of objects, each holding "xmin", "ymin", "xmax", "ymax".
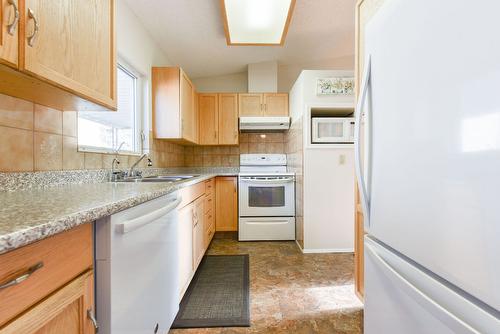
[
  {"xmin": 301, "ymin": 247, "xmax": 354, "ymax": 254},
  {"xmin": 295, "ymin": 240, "xmax": 304, "ymax": 252}
]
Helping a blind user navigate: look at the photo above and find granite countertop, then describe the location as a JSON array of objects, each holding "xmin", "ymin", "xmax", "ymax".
[{"xmin": 0, "ymin": 172, "xmax": 237, "ymax": 254}]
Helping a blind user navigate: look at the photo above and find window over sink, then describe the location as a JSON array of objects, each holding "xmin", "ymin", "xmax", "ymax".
[{"xmin": 78, "ymin": 62, "xmax": 143, "ymax": 154}]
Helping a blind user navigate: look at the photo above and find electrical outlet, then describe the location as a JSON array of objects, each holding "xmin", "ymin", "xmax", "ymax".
[{"xmin": 339, "ymin": 154, "xmax": 346, "ymax": 165}]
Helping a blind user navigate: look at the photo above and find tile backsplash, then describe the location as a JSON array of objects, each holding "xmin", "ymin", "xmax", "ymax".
[
  {"xmin": 184, "ymin": 132, "xmax": 286, "ymax": 167},
  {"xmin": 0, "ymin": 94, "xmax": 184, "ymax": 172},
  {"xmin": 0, "ymin": 93, "xmax": 287, "ymax": 173}
]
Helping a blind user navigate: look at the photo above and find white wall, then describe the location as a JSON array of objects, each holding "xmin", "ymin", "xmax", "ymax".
[
  {"xmin": 192, "ymin": 72, "xmax": 248, "ymax": 93},
  {"xmin": 303, "ymin": 148, "xmax": 355, "ymax": 252},
  {"xmin": 279, "ymin": 55, "xmax": 354, "ymax": 93},
  {"xmin": 116, "ymin": 1, "xmax": 172, "ymax": 151},
  {"xmin": 289, "ymin": 69, "xmax": 356, "ymax": 253},
  {"xmin": 248, "ymin": 61, "xmax": 278, "ymax": 93}
]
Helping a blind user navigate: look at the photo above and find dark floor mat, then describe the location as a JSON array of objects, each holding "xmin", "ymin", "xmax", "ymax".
[{"xmin": 171, "ymin": 255, "xmax": 250, "ymax": 328}]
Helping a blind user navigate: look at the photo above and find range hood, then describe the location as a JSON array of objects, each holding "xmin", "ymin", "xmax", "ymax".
[{"xmin": 239, "ymin": 117, "xmax": 290, "ymax": 131}]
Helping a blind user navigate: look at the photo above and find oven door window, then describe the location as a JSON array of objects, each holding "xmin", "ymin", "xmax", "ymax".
[{"xmin": 248, "ymin": 186, "xmax": 285, "ymax": 207}]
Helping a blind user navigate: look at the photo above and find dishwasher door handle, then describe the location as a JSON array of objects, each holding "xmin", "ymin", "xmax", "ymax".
[{"xmin": 117, "ymin": 197, "xmax": 182, "ymax": 234}]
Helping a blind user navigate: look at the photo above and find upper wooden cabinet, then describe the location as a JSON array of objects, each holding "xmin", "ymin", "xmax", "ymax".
[
  {"xmin": 238, "ymin": 93, "xmax": 288, "ymax": 116},
  {"xmin": 22, "ymin": 0, "xmax": 116, "ymax": 109},
  {"xmin": 199, "ymin": 93, "xmax": 219, "ymax": 145},
  {"xmin": 152, "ymin": 67, "xmax": 198, "ymax": 144},
  {"xmin": 218, "ymin": 93, "xmax": 238, "ymax": 145},
  {"xmin": 264, "ymin": 93, "xmax": 289, "ymax": 116},
  {"xmin": 198, "ymin": 93, "xmax": 238, "ymax": 145},
  {"xmin": 0, "ymin": 0, "xmax": 116, "ymax": 111},
  {"xmin": 238, "ymin": 93, "xmax": 262, "ymax": 116},
  {"xmin": 0, "ymin": 0, "xmax": 19, "ymax": 67}
]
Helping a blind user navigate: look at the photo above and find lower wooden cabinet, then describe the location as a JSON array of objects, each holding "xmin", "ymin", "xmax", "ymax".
[
  {"xmin": 1, "ymin": 270, "xmax": 95, "ymax": 334},
  {"xmin": 0, "ymin": 224, "xmax": 95, "ymax": 333},
  {"xmin": 178, "ymin": 178, "xmax": 217, "ymax": 300},
  {"xmin": 215, "ymin": 176, "xmax": 238, "ymax": 232}
]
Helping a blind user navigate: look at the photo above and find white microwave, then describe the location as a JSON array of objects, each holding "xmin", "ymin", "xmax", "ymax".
[{"xmin": 311, "ymin": 117, "xmax": 355, "ymax": 143}]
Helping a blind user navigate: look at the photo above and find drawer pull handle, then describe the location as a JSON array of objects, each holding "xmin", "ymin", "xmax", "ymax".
[
  {"xmin": 7, "ymin": 0, "xmax": 19, "ymax": 35},
  {"xmin": 87, "ymin": 308, "xmax": 99, "ymax": 332},
  {"xmin": 27, "ymin": 8, "xmax": 39, "ymax": 47},
  {"xmin": 0, "ymin": 261, "xmax": 43, "ymax": 290}
]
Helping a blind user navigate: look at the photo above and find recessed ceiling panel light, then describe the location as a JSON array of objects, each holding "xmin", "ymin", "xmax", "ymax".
[{"xmin": 220, "ymin": 0, "xmax": 296, "ymax": 45}]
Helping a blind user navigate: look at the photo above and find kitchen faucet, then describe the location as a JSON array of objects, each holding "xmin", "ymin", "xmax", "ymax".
[
  {"xmin": 128, "ymin": 153, "xmax": 153, "ymax": 178},
  {"xmin": 110, "ymin": 142, "xmax": 126, "ymax": 182}
]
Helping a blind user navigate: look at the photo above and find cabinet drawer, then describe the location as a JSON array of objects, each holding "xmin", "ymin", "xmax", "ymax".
[
  {"xmin": 0, "ymin": 224, "xmax": 92, "ymax": 326},
  {"xmin": 179, "ymin": 181, "xmax": 205, "ymax": 209},
  {"xmin": 204, "ymin": 193, "xmax": 215, "ymax": 214},
  {"xmin": 205, "ymin": 178, "xmax": 215, "ymax": 195}
]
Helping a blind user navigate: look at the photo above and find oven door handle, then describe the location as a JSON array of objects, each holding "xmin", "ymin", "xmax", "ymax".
[{"xmin": 240, "ymin": 177, "xmax": 294, "ymax": 184}]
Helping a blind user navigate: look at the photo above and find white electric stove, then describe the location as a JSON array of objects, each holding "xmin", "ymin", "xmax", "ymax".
[{"xmin": 238, "ymin": 154, "xmax": 296, "ymax": 241}]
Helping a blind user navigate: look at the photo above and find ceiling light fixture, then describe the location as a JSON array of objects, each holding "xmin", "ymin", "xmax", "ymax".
[{"xmin": 220, "ymin": 0, "xmax": 296, "ymax": 46}]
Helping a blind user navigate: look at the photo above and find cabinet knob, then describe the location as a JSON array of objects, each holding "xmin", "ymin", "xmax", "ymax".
[{"xmin": 6, "ymin": 0, "xmax": 19, "ymax": 36}]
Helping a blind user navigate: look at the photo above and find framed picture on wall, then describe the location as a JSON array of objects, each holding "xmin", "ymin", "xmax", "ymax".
[{"xmin": 317, "ymin": 77, "xmax": 355, "ymax": 96}]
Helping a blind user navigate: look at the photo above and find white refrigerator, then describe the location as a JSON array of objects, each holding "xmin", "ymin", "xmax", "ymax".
[{"xmin": 354, "ymin": 0, "xmax": 500, "ymax": 332}]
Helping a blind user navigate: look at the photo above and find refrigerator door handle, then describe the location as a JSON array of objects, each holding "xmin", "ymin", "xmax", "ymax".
[
  {"xmin": 365, "ymin": 237, "xmax": 500, "ymax": 334},
  {"xmin": 354, "ymin": 54, "xmax": 372, "ymax": 228}
]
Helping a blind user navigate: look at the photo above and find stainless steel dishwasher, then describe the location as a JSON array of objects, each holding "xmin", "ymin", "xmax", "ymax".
[{"xmin": 95, "ymin": 192, "xmax": 182, "ymax": 334}]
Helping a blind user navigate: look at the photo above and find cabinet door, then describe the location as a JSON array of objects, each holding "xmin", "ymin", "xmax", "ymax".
[
  {"xmin": 192, "ymin": 197, "xmax": 205, "ymax": 268},
  {"xmin": 1, "ymin": 271, "xmax": 95, "ymax": 334},
  {"xmin": 198, "ymin": 93, "xmax": 218, "ymax": 145},
  {"xmin": 22, "ymin": 0, "xmax": 116, "ymax": 110},
  {"xmin": 238, "ymin": 93, "xmax": 263, "ymax": 116},
  {"xmin": 178, "ymin": 203, "xmax": 194, "ymax": 297},
  {"xmin": 263, "ymin": 93, "xmax": 288, "ymax": 116},
  {"xmin": 218, "ymin": 93, "xmax": 239, "ymax": 145},
  {"xmin": 0, "ymin": 0, "xmax": 18, "ymax": 67},
  {"xmin": 215, "ymin": 177, "xmax": 238, "ymax": 232},
  {"xmin": 180, "ymin": 70, "xmax": 196, "ymax": 143}
]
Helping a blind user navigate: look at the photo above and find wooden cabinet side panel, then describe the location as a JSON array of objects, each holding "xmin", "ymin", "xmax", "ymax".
[
  {"xmin": 238, "ymin": 93, "xmax": 263, "ymax": 116},
  {"xmin": 152, "ymin": 67, "xmax": 180, "ymax": 139},
  {"xmin": 354, "ymin": 0, "xmax": 387, "ymax": 301},
  {"xmin": 215, "ymin": 177, "xmax": 238, "ymax": 232},
  {"xmin": 22, "ymin": 0, "xmax": 116, "ymax": 108},
  {"xmin": 180, "ymin": 70, "xmax": 196, "ymax": 143},
  {"xmin": 198, "ymin": 93, "xmax": 219, "ymax": 145},
  {"xmin": 218, "ymin": 93, "xmax": 238, "ymax": 145},
  {"xmin": 0, "ymin": 224, "xmax": 93, "ymax": 327},
  {"xmin": 0, "ymin": 0, "xmax": 19, "ymax": 67},
  {"xmin": 263, "ymin": 93, "xmax": 289, "ymax": 116}
]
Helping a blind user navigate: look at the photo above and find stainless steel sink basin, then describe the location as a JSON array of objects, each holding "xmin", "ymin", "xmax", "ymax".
[
  {"xmin": 144, "ymin": 175, "xmax": 199, "ymax": 180},
  {"xmin": 115, "ymin": 174, "xmax": 199, "ymax": 183}
]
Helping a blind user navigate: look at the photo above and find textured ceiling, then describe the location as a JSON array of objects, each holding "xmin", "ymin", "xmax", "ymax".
[{"xmin": 123, "ymin": 0, "xmax": 356, "ymax": 79}]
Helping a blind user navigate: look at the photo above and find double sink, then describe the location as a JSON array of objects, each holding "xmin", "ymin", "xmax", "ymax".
[{"xmin": 116, "ymin": 175, "xmax": 199, "ymax": 183}]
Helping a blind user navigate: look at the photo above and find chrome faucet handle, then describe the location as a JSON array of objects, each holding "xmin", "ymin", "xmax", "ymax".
[{"xmin": 111, "ymin": 171, "xmax": 127, "ymax": 182}]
